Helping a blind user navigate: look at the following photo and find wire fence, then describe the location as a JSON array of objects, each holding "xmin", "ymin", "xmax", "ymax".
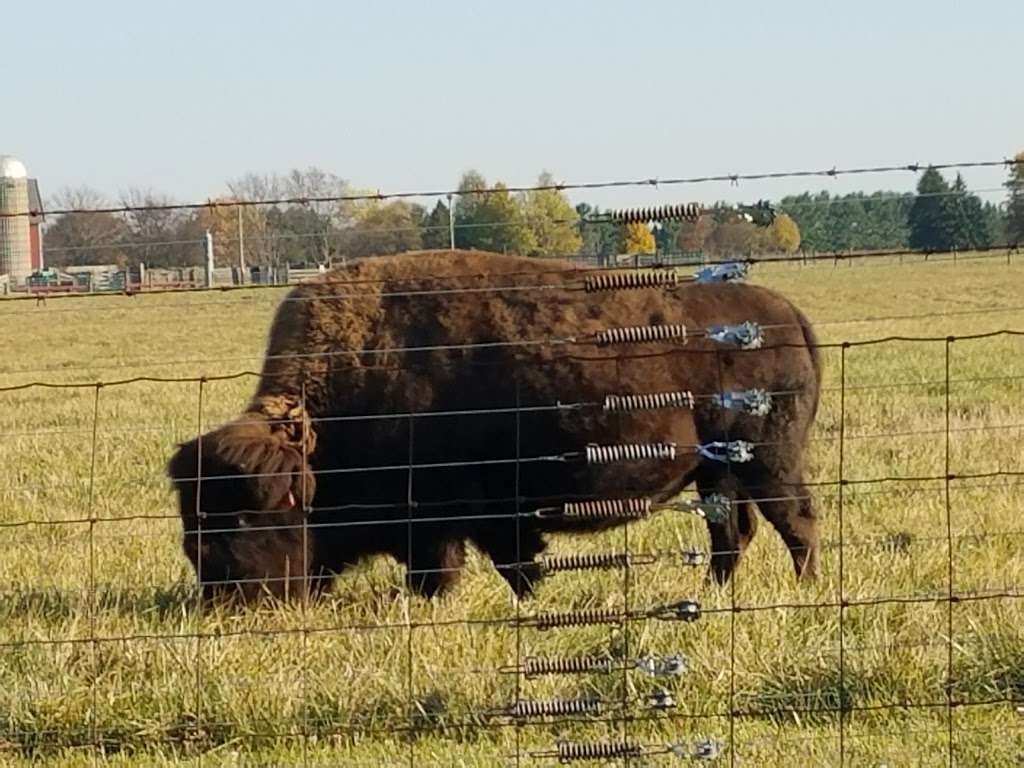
[{"xmin": 2, "ymin": 201, "xmax": 1024, "ymax": 765}]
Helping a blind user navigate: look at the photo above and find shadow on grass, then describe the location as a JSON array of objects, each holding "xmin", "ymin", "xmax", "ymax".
[{"xmin": 0, "ymin": 582, "xmax": 196, "ymax": 623}]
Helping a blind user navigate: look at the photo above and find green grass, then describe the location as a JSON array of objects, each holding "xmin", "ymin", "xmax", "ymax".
[{"xmin": 1, "ymin": 253, "xmax": 1023, "ymax": 766}]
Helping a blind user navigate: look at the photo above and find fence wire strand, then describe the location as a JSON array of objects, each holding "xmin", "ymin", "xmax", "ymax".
[{"xmin": 2, "ymin": 257, "xmax": 1023, "ymax": 765}]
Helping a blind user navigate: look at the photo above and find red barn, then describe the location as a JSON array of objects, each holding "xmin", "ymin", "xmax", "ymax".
[{"xmin": 28, "ymin": 179, "xmax": 44, "ymax": 271}]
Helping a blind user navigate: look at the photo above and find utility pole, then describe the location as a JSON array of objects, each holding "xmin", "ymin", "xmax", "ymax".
[
  {"xmin": 205, "ymin": 230, "xmax": 215, "ymax": 288},
  {"xmin": 237, "ymin": 205, "xmax": 246, "ymax": 280},
  {"xmin": 447, "ymin": 193, "xmax": 455, "ymax": 250}
]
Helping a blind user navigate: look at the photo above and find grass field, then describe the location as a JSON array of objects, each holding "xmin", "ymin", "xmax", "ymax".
[{"xmin": 1, "ymin": 253, "xmax": 1023, "ymax": 767}]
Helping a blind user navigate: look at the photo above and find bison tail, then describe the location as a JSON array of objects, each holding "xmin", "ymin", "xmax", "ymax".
[{"xmin": 794, "ymin": 304, "xmax": 823, "ymax": 426}]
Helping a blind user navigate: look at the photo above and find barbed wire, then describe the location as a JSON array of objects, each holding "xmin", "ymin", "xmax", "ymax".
[
  {"xmin": 5, "ymin": 157, "xmax": 1019, "ymax": 221},
  {"xmin": 31, "ymin": 183, "xmax": 1010, "ymax": 259}
]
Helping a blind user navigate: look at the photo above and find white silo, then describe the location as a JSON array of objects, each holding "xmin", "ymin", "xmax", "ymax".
[{"xmin": 0, "ymin": 155, "xmax": 32, "ymax": 285}]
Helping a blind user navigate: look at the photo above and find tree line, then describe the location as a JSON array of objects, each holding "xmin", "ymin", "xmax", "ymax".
[{"xmin": 42, "ymin": 155, "xmax": 1024, "ymax": 270}]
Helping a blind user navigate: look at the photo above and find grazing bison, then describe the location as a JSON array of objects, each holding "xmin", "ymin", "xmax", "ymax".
[{"xmin": 168, "ymin": 249, "xmax": 822, "ymax": 602}]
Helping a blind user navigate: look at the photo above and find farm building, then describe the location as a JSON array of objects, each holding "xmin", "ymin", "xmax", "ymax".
[{"xmin": 0, "ymin": 154, "xmax": 45, "ymax": 286}]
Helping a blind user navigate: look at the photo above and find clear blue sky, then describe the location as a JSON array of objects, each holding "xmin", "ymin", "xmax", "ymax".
[{"xmin": 3, "ymin": 0, "xmax": 1020, "ymax": 209}]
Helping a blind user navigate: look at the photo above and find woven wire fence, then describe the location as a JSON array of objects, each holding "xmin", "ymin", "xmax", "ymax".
[{"xmin": 1, "ymin": 185, "xmax": 1023, "ymax": 766}]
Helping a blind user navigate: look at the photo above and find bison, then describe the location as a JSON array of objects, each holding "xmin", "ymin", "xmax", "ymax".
[{"xmin": 168, "ymin": 249, "xmax": 822, "ymax": 602}]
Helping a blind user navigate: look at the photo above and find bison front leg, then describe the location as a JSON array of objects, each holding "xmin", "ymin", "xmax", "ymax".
[
  {"xmin": 404, "ymin": 536, "xmax": 467, "ymax": 598},
  {"xmin": 470, "ymin": 520, "xmax": 548, "ymax": 599}
]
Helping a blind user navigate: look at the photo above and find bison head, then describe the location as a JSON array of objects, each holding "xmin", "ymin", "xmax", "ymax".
[{"xmin": 167, "ymin": 411, "xmax": 317, "ymax": 603}]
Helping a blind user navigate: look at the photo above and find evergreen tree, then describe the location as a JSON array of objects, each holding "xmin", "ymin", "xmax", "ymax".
[
  {"xmin": 908, "ymin": 167, "xmax": 954, "ymax": 250},
  {"xmin": 1006, "ymin": 152, "xmax": 1024, "ymax": 244},
  {"xmin": 944, "ymin": 174, "xmax": 993, "ymax": 250},
  {"xmin": 421, "ymin": 200, "xmax": 452, "ymax": 249},
  {"xmin": 576, "ymin": 203, "xmax": 619, "ymax": 263}
]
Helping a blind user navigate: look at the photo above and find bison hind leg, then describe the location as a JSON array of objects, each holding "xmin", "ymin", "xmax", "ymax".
[
  {"xmin": 696, "ymin": 469, "xmax": 759, "ymax": 586},
  {"xmin": 747, "ymin": 467, "xmax": 820, "ymax": 581}
]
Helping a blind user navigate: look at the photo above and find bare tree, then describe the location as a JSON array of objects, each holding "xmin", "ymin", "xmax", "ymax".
[
  {"xmin": 119, "ymin": 187, "xmax": 195, "ymax": 267},
  {"xmin": 283, "ymin": 167, "xmax": 352, "ymax": 266},
  {"xmin": 44, "ymin": 187, "xmax": 130, "ymax": 267}
]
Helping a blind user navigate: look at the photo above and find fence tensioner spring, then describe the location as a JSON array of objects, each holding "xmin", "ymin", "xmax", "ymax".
[
  {"xmin": 531, "ymin": 494, "xmax": 730, "ymax": 524},
  {"xmin": 505, "ymin": 652, "xmax": 689, "ymax": 678},
  {"xmin": 582, "ymin": 261, "xmax": 750, "ymax": 293},
  {"xmin": 523, "ymin": 599, "xmax": 701, "ymax": 630},
  {"xmin": 601, "ymin": 388, "xmax": 772, "ymax": 415},
  {"xmin": 588, "ymin": 320, "xmax": 762, "ymax": 348},
  {"xmin": 532, "ymin": 736, "xmax": 723, "ymax": 763}
]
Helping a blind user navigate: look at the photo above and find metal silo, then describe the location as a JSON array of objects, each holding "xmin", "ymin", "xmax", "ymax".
[{"xmin": 0, "ymin": 155, "xmax": 32, "ymax": 285}]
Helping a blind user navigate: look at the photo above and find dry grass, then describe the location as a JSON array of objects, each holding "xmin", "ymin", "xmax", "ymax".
[{"xmin": 1, "ymin": 253, "xmax": 1023, "ymax": 766}]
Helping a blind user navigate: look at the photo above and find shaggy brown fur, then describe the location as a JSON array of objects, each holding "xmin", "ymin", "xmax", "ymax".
[{"xmin": 167, "ymin": 249, "xmax": 822, "ymax": 601}]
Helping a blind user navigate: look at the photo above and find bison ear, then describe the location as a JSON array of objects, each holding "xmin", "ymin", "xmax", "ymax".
[{"xmin": 248, "ymin": 444, "xmax": 316, "ymax": 513}]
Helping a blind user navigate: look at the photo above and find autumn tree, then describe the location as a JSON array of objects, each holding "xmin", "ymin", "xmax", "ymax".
[
  {"xmin": 622, "ymin": 221, "xmax": 655, "ymax": 254},
  {"xmin": 342, "ymin": 201, "xmax": 424, "ymax": 258},
  {"xmin": 521, "ymin": 172, "xmax": 582, "ymax": 257},
  {"xmin": 768, "ymin": 213, "xmax": 801, "ymax": 253},
  {"xmin": 193, "ymin": 197, "xmax": 274, "ymax": 269},
  {"xmin": 673, "ymin": 215, "xmax": 718, "ymax": 251},
  {"xmin": 453, "ymin": 171, "xmax": 536, "ymax": 254}
]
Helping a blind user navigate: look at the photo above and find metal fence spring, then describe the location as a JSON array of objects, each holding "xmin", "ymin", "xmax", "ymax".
[
  {"xmin": 585, "ymin": 442, "xmax": 677, "ymax": 464},
  {"xmin": 522, "ymin": 655, "xmax": 617, "ymax": 678},
  {"xmin": 540, "ymin": 552, "xmax": 655, "ymax": 573},
  {"xmin": 509, "ymin": 698, "xmax": 602, "ymax": 718},
  {"xmin": 594, "ymin": 323, "xmax": 688, "ymax": 346},
  {"xmin": 607, "ymin": 203, "xmax": 703, "ymax": 225},
  {"xmin": 561, "ymin": 497, "xmax": 652, "ymax": 520},
  {"xmin": 556, "ymin": 740, "xmax": 644, "ymax": 763},
  {"xmin": 603, "ymin": 390, "xmax": 695, "ymax": 412},
  {"xmin": 583, "ymin": 269, "xmax": 681, "ymax": 293},
  {"xmin": 530, "ymin": 607, "xmax": 622, "ymax": 630}
]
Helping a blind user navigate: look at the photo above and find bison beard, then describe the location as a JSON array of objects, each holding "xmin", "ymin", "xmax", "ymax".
[{"xmin": 167, "ymin": 250, "xmax": 822, "ymax": 603}]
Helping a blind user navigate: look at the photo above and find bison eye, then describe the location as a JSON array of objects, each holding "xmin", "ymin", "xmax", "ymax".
[{"xmin": 237, "ymin": 515, "xmax": 252, "ymax": 529}]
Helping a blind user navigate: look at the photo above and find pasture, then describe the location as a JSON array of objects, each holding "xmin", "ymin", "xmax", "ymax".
[{"xmin": 1, "ymin": 253, "xmax": 1023, "ymax": 766}]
